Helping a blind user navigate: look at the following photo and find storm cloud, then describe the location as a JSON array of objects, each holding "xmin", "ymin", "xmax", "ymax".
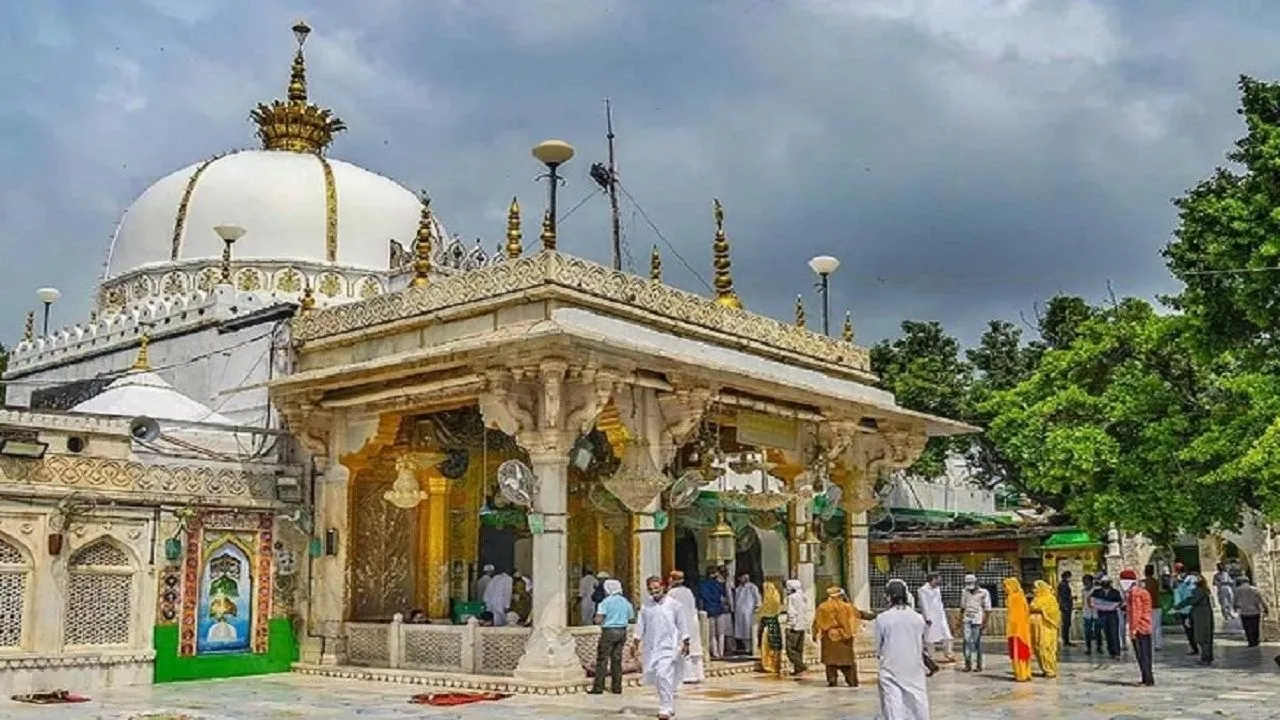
[{"xmin": 1, "ymin": 0, "xmax": 1275, "ymax": 347}]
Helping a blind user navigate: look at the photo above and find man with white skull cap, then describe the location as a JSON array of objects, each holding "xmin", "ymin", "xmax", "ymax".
[{"xmin": 959, "ymin": 574, "xmax": 992, "ymax": 672}]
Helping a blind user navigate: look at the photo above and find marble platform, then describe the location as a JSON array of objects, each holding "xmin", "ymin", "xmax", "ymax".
[{"xmin": 4, "ymin": 639, "xmax": 1278, "ymax": 719}]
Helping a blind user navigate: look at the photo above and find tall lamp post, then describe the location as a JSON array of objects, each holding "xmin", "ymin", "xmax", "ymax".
[
  {"xmin": 214, "ymin": 224, "xmax": 247, "ymax": 284},
  {"xmin": 807, "ymin": 255, "xmax": 841, "ymax": 336},
  {"xmin": 35, "ymin": 287, "xmax": 61, "ymax": 336},
  {"xmin": 531, "ymin": 139, "xmax": 576, "ymax": 239}
]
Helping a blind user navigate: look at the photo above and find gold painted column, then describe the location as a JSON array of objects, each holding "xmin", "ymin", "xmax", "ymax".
[{"xmin": 419, "ymin": 468, "xmax": 452, "ymax": 619}]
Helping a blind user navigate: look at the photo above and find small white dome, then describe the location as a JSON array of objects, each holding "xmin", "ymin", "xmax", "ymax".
[
  {"xmin": 105, "ymin": 150, "xmax": 440, "ymax": 280},
  {"xmin": 72, "ymin": 371, "xmax": 235, "ymax": 425}
]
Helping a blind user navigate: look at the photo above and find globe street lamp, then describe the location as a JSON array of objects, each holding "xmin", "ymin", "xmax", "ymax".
[
  {"xmin": 214, "ymin": 225, "xmax": 247, "ymax": 284},
  {"xmin": 807, "ymin": 255, "xmax": 841, "ymax": 336},
  {"xmin": 531, "ymin": 139, "xmax": 575, "ymax": 241},
  {"xmin": 35, "ymin": 287, "xmax": 61, "ymax": 336}
]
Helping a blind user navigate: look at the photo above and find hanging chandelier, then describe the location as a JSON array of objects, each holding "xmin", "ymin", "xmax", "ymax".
[
  {"xmin": 600, "ymin": 437, "xmax": 672, "ymax": 513},
  {"xmin": 383, "ymin": 452, "xmax": 444, "ymax": 509}
]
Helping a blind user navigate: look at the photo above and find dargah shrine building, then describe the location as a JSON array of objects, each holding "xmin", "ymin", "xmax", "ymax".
[{"xmin": 0, "ymin": 23, "xmax": 974, "ymax": 694}]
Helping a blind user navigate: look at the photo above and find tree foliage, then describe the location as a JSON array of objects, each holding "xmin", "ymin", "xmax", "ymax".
[
  {"xmin": 1164, "ymin": 75, "xmax": 1280, "ymax": 362},
  {"xmin": 870, "ymin": 321, "xmax": 972, "ymax": 478}
]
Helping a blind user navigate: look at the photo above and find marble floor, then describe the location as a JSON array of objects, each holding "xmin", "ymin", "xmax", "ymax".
[{"xmin": 6, "ymin": 639, "xmax": 1279, "ymax": 719}]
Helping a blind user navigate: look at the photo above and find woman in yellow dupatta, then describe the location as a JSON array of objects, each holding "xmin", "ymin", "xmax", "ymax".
[
  {"xmin": 1029, "ymin": 580, "xmax": 1060, "ymax": 678},
  {"xmin": 757, "ymin": 582, "xmax": 784, "ymax": 674},
  {"xmin": 1003, "ymin": 577, "xmax": 1033, "ymax": 682}
]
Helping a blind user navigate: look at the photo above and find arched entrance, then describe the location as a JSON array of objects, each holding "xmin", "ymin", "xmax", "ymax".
[
  {"xmin": 734, "ymin": 526, "xmax": 764, "ymax": 587},
  {"xmin": 675, "ymin": 529, "xmax": 700, "ymax": 582}
]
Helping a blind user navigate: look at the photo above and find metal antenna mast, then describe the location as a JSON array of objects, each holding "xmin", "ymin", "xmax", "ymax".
[{"xmin": 590, "ymin": 99, "xmax": 624, "ymax": 270}]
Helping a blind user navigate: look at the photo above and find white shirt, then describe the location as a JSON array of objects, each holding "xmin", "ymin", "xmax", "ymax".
[
  {"xmin": 785, "ymin": 590, "xmax": 809, "ymax": 631},
  {"xmin": 960, "ymin": 587, "xmax": 992, "ymax": 626}
]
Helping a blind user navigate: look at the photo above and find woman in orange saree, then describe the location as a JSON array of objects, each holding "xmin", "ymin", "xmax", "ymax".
[
  {"xmin": 1003, "ymin": 577, "xmax": 1033, "ymax": 682},
  {"xmin": 1029, "ymin": 580, "xmax": 1061, "ymax": 678}
]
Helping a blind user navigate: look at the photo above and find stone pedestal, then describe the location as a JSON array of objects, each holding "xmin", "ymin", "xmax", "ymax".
[{"xmin": 514, "ymin": 451, "xmax": 580, "ymax": 681}]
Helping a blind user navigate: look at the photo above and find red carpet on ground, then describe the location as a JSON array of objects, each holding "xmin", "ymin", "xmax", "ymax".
[{"xmin": 409, "ymin": 691, "xmax": 510, "ymax": 706}]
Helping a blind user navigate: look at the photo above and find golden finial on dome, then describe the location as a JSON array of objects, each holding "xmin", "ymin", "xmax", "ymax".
[
  {"xmin": 711, "ymin": 198, "xmax": 742, "ymax": 309},
  {"xmin": 132, "ymin": 331, "xmax": 151, "ymax": 372},
  {"xmin": 249, "ymin": 20, "xmax": 347, "ymax": 154},
  {"xmin": 650, "ymin": 245, "xmax": 662, "ymax": 281},
  {"xmin": 795, "ymin": 295, "xmax": 806, "ymax": 328},
  {"xmin": 300, "ymin": 279, "xmax": 316, "ymax": 312},
  {"xmin": 505, "ymin": 197, "xmax": 523, "ymax": 259},
  {"xmin": 841, "ymin": 311, "xmax": 854, "ymax": 343},
  {"xmin": 411, "ymin": 193, "xmax": 435, "ymax": 288},
  {"xmin": 23, "ymin": 310, "xmax": 34, "ymax": 342},
  {"xmin": 539, "ymin": 209, "xmax": 556, "ymax": 251}
]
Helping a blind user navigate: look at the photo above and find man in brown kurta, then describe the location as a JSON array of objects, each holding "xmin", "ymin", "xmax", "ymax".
[{"xmin": 813, "ymin": 587, "xmax": 875, "ymax": 687}]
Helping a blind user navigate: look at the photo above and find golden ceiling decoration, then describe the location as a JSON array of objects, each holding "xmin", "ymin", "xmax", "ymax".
[
  {"xmin": 249, "ymin": 21, "xmax": 347, "ymax": 154},
  {"xmin": 600, "ymin": 438, "xmax": 670, "ymax": 513}
]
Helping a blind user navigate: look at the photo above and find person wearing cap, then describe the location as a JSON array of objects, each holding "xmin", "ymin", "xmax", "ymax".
[
  {"xmin": 1127, "ymin": 575, "xmax": 1155, "ymax": 686},
  {"xmin": 1142, "ymin": 565, "xmax": 1165, "ymax": 650},
  {"xmin": 1090, "ymin": 576, "xmax": 1124, "ymax": 658},
  {"xmin": 588, "ymin": 578, "xmax": 635, "ymax": 695},
  {"xmin": 783, "ymin": 579, "xmax": 811, "ymax": 675},
  {"xmin": 959, "ymin": 574, "xmax": 991, "ymax": 673},
  {"xmin": 472, "ymin": 564, "xmax": 495, "ymax": 602},
  {"xmin": 666, "ymin": 570, "xmax": 705, "ymax": 683},
  {"xmin": 875, "ymin": 579, "xmax": 930, "ymax": 719},
  {"xmin": 632, "ymin": 575, "xmax": 691, "ymax": 720},
  {"xmin": 813, "ymin": 586, "xmax": 875, "ymax": 687},
  {"xmin": 1118, "ymin": 569, "xmax": 1140, "ymax": 653}
]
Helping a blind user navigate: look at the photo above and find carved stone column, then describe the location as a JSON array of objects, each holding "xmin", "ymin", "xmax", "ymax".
[
  {"xmin": 479, "ymin": 360, "xmax": 617, "ymax": 681},
  {"xmin": 831, "ymin": 462, "xmax": 872, "ymax": 611}
]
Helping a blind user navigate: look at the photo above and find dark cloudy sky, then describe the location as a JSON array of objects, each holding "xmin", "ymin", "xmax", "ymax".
[{"xmin": 2, "ymin": 0, "xmax": 1275, "ymax": 349}]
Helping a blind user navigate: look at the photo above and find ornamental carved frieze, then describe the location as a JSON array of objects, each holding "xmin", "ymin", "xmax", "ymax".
[
  {"xmin": 0, "ymin": 455, "xmax": 277, "ymax": 499},
  {"xmin": 292, "ymin": 251, "xmax": 871, "ymax": 373}
]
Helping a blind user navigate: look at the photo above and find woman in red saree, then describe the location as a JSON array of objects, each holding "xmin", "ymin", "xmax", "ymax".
[{"xmin": 1003, "ymin": 577, "xmax": 1033, "ymax": 682}]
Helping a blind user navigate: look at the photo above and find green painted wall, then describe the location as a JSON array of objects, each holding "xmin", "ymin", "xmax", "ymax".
[{"xmin": 153, "ymin": 617, "xmax": 298, "ymax": 683}]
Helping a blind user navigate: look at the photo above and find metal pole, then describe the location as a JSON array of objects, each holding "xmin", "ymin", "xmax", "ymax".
[
  {"xmin": 606, "ymin": 100, "xmax": 622, "ymax": 271},
  {"xmin": 820, "ymin": 274, "xmax": 830, "ymax": 336},
  {"xmin": 41, "ymin": 303, "xmax": 51, "ymax": 336},
  {"xmin": 548, "ymin": 164, "xmax": 560, "ymax": 237}
]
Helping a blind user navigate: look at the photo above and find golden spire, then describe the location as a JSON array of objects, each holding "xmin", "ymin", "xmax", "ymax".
[
  {"xmin": 795, "ymin": 295, "xmax": 806, "ymax": 328},
  {"xmin": 410, "ymin": 193, "xmax": 435, "ymax": 288},
  {"xmin": 505, "ymin": 197, "xmax": 523, "ymax": 259},
  {"xmin": 249, "ymin": 20, "xmax": 347, "ymax": 154},
  {"xmin": 22, "ymin": 310, "xmax": 34, "ymax": 342},
  {"xmin": 711, "ymin": 198, "xmax": 742, "ymax": 309},
  {"xmin": 650, "ymin": 245, "xmax": 662, "ymax": 281},
  {"xmin": 539, "ymin": 209, "xmax": 556, "ymax": 251},
  {"xmin": 132, "ymin": 332, "xmax": 151, "ymax": 371},
  {"xmin": 300, "ymin": 279, "xmax": 316, "ymax": 312},
  {"xmin": 842, "ymin": 311, "xmax": 854, "ymax": 343}
]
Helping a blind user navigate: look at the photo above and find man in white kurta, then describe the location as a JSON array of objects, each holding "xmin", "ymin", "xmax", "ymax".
[
  {"xmin": 917, "ymin": 573, "xmax": 954, "ymax": 662},
  {"xmin": 666, "ymin": 570, "xmax": 705, "ymax": 682},
  {"xmin": 578, "ymin": 568, "xmax": 600, "ymax": 626},
  {"xmin": 473, "ymin": 564, "xmax": 494, "ymax": 602},
  {"xmin": 733, "ymin": 573, "xmax": 762, "ymax": 655},
  {"xmin": 876, "ymin": 582, "xmax": 930, "ymax": 720},
  {"xmin": 633, "ymin": 576, "xmax": 690, "ymax": 720},
  {"xmin": 483, "ymin": 571, "xmax": 513, "ymax": 627}
]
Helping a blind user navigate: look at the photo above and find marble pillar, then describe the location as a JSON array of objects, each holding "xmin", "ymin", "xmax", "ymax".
[
  {"xmin": 514, "ymin": 447, "xmax": 580, "ymax": 681},
  {"xmin": 303, "ymin": 460, "xmax": 350, "ymax": 665},
  {"xmin": 846, "ymin": 510, "xmax": 871, "ymax": 610}
]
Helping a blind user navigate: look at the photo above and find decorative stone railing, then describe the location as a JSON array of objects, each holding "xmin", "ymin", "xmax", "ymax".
[{"xmin": 343, "ymin": 613, "xmax": 717, "ymax": 677}]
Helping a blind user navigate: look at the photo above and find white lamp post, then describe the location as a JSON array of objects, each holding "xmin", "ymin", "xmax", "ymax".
[
  {"xmin": 531, "ymin": 139, "xmax": 576, "ymax": 240},
  {"xmin": 807, "ymin": 255, "xmax": 841, "ymax": 336},
  {"xmin": 214, "ymin": 225, "xmax": 247, "ymax": 285},
  {"xmin": 35, "ymin": 287, "xmax": 61, "ymax": 336}
]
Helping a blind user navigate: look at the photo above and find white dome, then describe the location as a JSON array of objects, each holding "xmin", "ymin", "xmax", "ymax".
[{"xmin": 106, "ymin": 150, "xmax": 436, "ymax": 279}]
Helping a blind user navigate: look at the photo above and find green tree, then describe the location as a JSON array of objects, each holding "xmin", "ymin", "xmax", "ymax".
[
  {"xmin": 870, "ymin": 321, "xmax": 972, "ymax": 478},
  {"xmin": 1163, "ymin": 76, "xmax": 1280, "ymax": 361},
  {"xmin": 982, "ymin": 299, "xmax": 1225, "ymax": 541}
]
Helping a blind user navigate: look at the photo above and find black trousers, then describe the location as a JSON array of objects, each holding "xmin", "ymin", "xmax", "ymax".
[
  {"xmin": 1133, "ymin": 633, "xmax": 1154, "ymax": 686},
  {"xmin": 1242, "ymin": 614, "xmax": 1262, "ymax": 647},
  {"xmin": 1099, "ymin": 612, "xmax": 1121, "ymax": 657},
  {"xmin": 591, "ymin": 627, "xmax": 628, "ymax": 692},
  {"xmin": 1182, "ymin": 614, "xmax": 1198, "ymax": 653},
  {"xmin": 1061, "ymin": 609, "xmax": 1074, "ymax": 644}
]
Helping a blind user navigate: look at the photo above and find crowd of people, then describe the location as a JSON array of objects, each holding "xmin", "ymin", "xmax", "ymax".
[{"xmin": 431, "ymin": 561, "xmax": 1267, "ymax": 720}]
